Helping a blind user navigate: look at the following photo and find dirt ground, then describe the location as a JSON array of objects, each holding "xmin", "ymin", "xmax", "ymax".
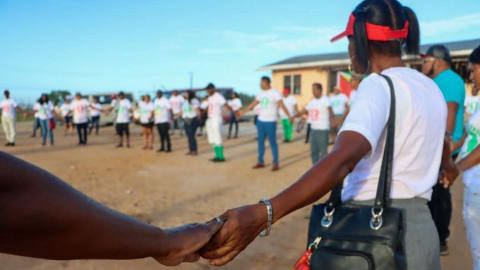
[{"xmin": 0, "ymin": 121, "xmax": 472, "ymax": 270}]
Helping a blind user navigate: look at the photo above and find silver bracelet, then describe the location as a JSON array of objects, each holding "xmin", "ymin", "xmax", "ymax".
[{"xmin": 259, "ymin": 199, "xmax": 273, "ymax": 237}]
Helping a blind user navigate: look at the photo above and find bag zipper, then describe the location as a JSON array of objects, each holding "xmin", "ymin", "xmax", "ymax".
[{"xmin": 316, "ymin": 246, "xmax": 373, "ymax": 270}]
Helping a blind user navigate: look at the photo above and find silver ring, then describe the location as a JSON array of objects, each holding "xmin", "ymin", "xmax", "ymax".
[{"xmin": 215, "ymin": 216, "xmax": 222, "ymax": 222}]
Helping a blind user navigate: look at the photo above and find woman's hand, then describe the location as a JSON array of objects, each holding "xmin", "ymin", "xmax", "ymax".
[
  {"xmin": 439, "ymin": 164, "xmax": 460, "ymax": 189},
  {"xmin": 200, "ymin": 203, "xmax": 268, "ymax": 266},
  {"xmin": 155, "ymin": 219, "xmax": 223, "ymax": 266}
]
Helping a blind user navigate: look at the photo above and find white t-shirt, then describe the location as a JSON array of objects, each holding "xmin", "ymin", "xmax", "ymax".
[
  {"xmin": 256, "ymin": 89, "xmax": 282, "ymax": 122},
  {"xmin": 90, "ymin": 103, "xmax": 102, "ymax": 117},
  {"xmin": 154, "ymin": 97, "xmax": 171, "ymax": 124},
  {"xmin": 279, "ymin": 95, "xmax": 297, "ymax": 119},
  {"xmin": 465, "ymin": 95, "xmax": 480, "ymax": 115},
  {"xmin": 169, "ymin": 95, "xmax": 186, "ymax": 115},
  {"xmin": 34, "ymin": 101, "xmax": 54, "ymax": 120},
  {"xmin": 60, "ymin": 104, "xmax": 71, "ymax": 117},
  {"xmin": 228, "ymin": 98, "xmax": 242, "ymax": 112},
  {"xmin": 116, "ymin": 99, "xmax": 132, "ymax": 123},
  {"xmin": 340, "ymin": 67, "xmax": 447, "ymax": 201},
  {"xmin": 139, "ymin": 101, "xmax": 154, "ymax": 124},
  {"xmin": 1, "ymin": 99, "xmax": 17, "ymax": 118},
  {"xmin": 349, "ymin": 90, "xmax": 357, "ymax": 107},
  {"xmin": 330, "ymin": 93, "xmax": 349, "ymax": 116},
  {"xmin": 461, "ymin": 108, "xmax": 480, "ymax": 187},
  {"xmin": 206, "ymin": 92, "xmax": 226, "ymax": 118},
  {"xmin": 70, "ymin": 99, "xmax": 90, "ymax": 124},
  {"xmin": 182, "ymin": 98, "xmax": 200, "ymax": 119},
  {"xmin": 305, "ymin": 96, "xmax": 331, "ymax": 130}
]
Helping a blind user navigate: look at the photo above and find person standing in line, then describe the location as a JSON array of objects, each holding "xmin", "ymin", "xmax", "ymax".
[
  {"xmin": 169, "ymin": 90, "xmax": 185, "ymax": 136},
  {"xmin": 60, "ymin": 97, "xmax": 74, "ymax": 136},
  {"xmin": 329, "ymin": 85, "xmax": 350, "ymax": 143},
  {"xmin": 465, "ymin": 85, "xmax": 480, "ymax": 120},
  {"xmin": 293, "ymin": 83, "xmax": 336, "ymax": 164},
  {"xmin": 174, "ymin": 91, "xmax": 201, "ymax": 155},
  {"xmin": 69, "ymin": 93, "xmax": 91, "ymax": 146},
  {"xmin": 455, "ymin": 45, "xmax": 480, "ymax": 270},
  {"xmin": 29, "ymin": 94, "xmax": 58, "ymax": 146},
  {"xmin": 279, "ymin": 88, "xmax": 298, "ymax": 143},
  {"xmin": 227, "ymin": 92, "xmax": 242, "ymax": 139},
  {"xmin": 31, "ymin": 107, "xmax": 41, "ymax": 138},
  {"xmin": 237, "ymin": 76, "xmax": 293, "ymax": 172},
  {"xmin": 137, "ymin": 95, "xmax": 155, "ymax": 150},
  {"xmin": 154, "ymin": 90, "xmax": 172, "ymax": 153},
  {"xmin": 422, "ymin": 44, "xmax": 466, "ymax": 256},
  {"xmin": 1, "ymin": 90, "xmax": 24, "ymax": 146},
  {"xmin": 106, "ymin": 92, "xmax": 133, "ymax": 148},
  {"xmin": 202, "ymin": 83, "xmax": 232, "ymax": 162},
  {"xmin": 197, "ymin": 96, "xmax": 208, "ymax": 137},
  {"xmin": 89, "ymin": 98, "xmax": 103, "ymax": 136}
]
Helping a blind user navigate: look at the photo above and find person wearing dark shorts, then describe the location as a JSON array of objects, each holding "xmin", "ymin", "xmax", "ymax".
[
  {"xmin": 138, "ymin": 95, "xmax": 155, "ymax": 150},
  {"xmin": 60, "ymin": 97, "xmax": 74, "ymax": 136},
  {"xmin": 107, "ymin": 92, "xmax": 133, "ymax": 148}
]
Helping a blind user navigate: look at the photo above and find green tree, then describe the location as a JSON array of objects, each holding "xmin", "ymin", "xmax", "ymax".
[{"xmin": 49, "ymin": 90, "xmax": 71, "ymax": 105}]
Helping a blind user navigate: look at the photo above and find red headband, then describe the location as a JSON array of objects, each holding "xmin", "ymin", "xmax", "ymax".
[{"xmin": 331, "ymin": 13, "xmax": 409, "ymax": 42}]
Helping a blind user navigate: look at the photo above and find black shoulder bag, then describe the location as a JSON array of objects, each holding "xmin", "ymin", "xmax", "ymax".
[{"xmin": 302, "ymin": 75, "xmax": 406, "ymax": 270}]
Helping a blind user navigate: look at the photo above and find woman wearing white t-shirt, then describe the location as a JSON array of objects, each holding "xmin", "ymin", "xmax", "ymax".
[
  {"xmin": 227, "ymin": 92, "xmax": 242, "ymax": 139},
  {"xmin": 30, "ymin": 94, "xmax": 58, "ymax": 146},
  {"xmin": 237, "ymin": 76, "xmax": 292, "ymax": 172},
  {"xmin": 456, "ymin": 45, "xmax": 480, "ymax": 270},
  {"xmin": 174, "ymin": 91, "xmax": 201, "ymax": 155},
  {"xmin": 89, "ymin": 98, "xmax": 104, "ymax": 136},
  {"xmin": 201, "ymin": 2, "xmax": 459, "ymax": 269},
  {"xmin": 60, "ymin": 97, "xmax": 74, "ymax": 136},
  {"xmin": 293, "ymin": 83, "xmax": 336, "ymax": 164},
  {"xmin": 138, "ymin": 95, "xmax": 155, "ymax": 150}
]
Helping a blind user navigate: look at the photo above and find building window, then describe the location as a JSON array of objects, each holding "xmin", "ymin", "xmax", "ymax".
[
  {"xmin": 284, "ymin": 75, "xmax": 291, "ymax": 92},
  {"xmin": 283, "ymin": 75, "xmax": 301, "ymax": 95},
  {"xmin": 293, "ymin": 75, "xmax": 301, "ymax": 95}
]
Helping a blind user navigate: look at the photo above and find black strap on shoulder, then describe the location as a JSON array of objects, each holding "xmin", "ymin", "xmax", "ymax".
[{"xmin": 326, "ymin": 74, "xmax": 396, "ymax": 209}]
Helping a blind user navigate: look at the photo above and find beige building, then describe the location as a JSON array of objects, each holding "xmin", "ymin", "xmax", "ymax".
[{"xmin": 257, "ymin": 38, "xmax": 479, "ymax": 107}]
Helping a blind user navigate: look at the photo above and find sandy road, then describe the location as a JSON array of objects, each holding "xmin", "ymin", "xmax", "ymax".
[{"xmin": 0, "ymin": 122, "xmax": 471, "ymax": 270}]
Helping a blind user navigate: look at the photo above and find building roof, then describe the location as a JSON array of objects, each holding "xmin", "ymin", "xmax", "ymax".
[{"xmin": 258, "ymin": 38, "xmax": 480, "ymax": 71}]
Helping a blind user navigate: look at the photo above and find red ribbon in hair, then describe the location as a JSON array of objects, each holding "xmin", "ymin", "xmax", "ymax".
[{"xmin": 331, "ymin": 13, "xmax": 409, "ymax": 42}]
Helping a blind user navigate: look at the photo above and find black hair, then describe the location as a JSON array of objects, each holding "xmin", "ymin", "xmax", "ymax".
[
  {"xmin": 187, "ymin": 90, "xmax": 196, "ymax": 104},
  {"xmin": 39, "ymin": 93, "xmax": 49, "ymax": 105},
  {"xmin": 232, "ymin": 91, "xmax": 238, "ymax": 98},
  {"xmin": 157, "ymin": 90, "xmax": 163, "ymax": 96},
  {"xmin": 261, "ymin": 76, "xmax": 271, "ymax": 84},
  {"xmin": 313, "ymin": 83, "xmax": 323, "ymax": 90},
  {"xmin": 469, "ymin": 45, "xmax": 480, "ymax": 64},
  {"xmin": 352, "ymin": 0, "xmax": 420, "ymax": 71}
]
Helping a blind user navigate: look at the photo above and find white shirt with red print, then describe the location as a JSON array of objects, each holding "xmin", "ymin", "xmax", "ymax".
[
  {"xmin": 305, "ymin": 96, "xmax": 331, "ymax": 130},
  {"xmin": 1, "ymin": 99, "xmax": 17, "ymax": 118}
]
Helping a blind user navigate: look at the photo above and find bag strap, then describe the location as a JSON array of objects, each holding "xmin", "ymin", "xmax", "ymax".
[{"xmin": 326, "ymin": 74, "xmax": 396, "ymax": 209}]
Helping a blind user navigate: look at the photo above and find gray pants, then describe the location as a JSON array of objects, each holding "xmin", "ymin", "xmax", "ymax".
[
  {"xmin": 350, "ymin": 198, "xmax": 441, "ymax": 270},
  {"xmin": 2, "ymin": 116, "xmax": 16, "ymax": 143},
  {"xmin": 309, "ymin": 129, "xmax": 329, "ymax": 164}
]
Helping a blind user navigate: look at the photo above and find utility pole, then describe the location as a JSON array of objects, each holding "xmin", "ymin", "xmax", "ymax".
[{"xmin": 189, "ymin": 72, "xmax": 193, "ymax": 89}]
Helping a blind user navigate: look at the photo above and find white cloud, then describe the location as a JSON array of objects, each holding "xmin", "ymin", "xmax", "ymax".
[{"xmin": 421, "ymin": 13, "xmax": 480, "ymax": 36}]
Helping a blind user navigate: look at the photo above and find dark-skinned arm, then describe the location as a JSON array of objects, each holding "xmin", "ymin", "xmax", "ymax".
[
  {"xmin": 457, "ymin": 145, "xmax": 480, "ymax": 173},
  {"xmin": 439, "ymin": 138, "xmax": 460, "ymax": 188},
  {"xmin": 236, "ymin": 99, "xmax": 259, "ymax": 119},
  {"xmin": 0, "ymin": 151, "xmax": 222, "ymax": 265},
  {"xmin": 201, "ymin": 131, "xmax": 372, "ymax": 266}
]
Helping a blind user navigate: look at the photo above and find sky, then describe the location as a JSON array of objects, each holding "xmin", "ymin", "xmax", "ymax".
[{"xmin": 1, "ymin": 0, "xmax": 480, "ymax": 103}]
